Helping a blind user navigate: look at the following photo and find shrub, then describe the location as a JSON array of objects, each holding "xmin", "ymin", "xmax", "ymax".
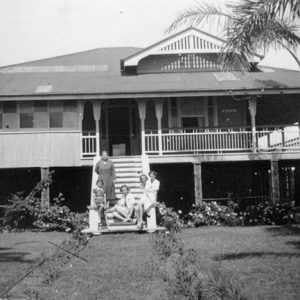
[
  {"xmin": 33, "ymin": 194, "xmax": 72, "ymax": 231},
  {"xmin": 149, "ymin": 231, "xmax": 185, "ymax": 261},
  {"xmin": 3, "ymin": 170, "xmax": 54, "ymax": 229},
  {"xmin": 184, "ymin": 201, "xmax": 244, "ymax": 228},
  {"xmin": 239, "ymin": 199, "xmax": 295, "ymax": 226},
  {"xmin": 149, "ymin": 232, "xmax": 248, "ymax": 300},
  {"xmin": 2, "ymin": 172, "xmax": 90, "ymax": 245},
  {"xmin": 156, "ymin": 202, "xmax": 184, "ymax": 233},
  {"xmin": 3, "ymin": 192, "xmax": 38, "ymax": 229}
]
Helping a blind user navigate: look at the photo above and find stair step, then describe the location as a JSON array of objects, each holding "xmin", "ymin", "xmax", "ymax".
[
  {"xmin": 111, "ymin": 156, "xmax": 142, "ymax": 162},
  {"xmin": 116, "ymin": 177, "xmax": 140, "ymax": 183},
  {"xmin": 116, "ymin": 172, "xmax": 141, "ymax": 178},
  {"xmin": 115, "ymin": 168, "xmax": 143, "ymax": 173},
  {"xmin": 115, "ymin": 182, "xmax": 140, "ymax": 188},
  {"xmin": 115, "ymin": 190, "xmax": 142, "ymax": 196},
  {"xmin": 114, "ymin": 164, "xmax": 142, "ymax": 170},
  {"xmin": 108, "ymin": 221, "xmax": 137, "ymax": 226}
]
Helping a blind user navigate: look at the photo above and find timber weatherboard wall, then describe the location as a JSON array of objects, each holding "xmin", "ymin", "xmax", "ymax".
[{"xmin": 0, "ymin": 130, "xmax": 82, "ymax": 168}]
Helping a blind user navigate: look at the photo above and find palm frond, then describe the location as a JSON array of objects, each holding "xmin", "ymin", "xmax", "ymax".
[
  {"xmin": 167, "ymin": 0, "xmax": 300, "ymax": 71},
  {"xmin": 166, "ymin": 2, "xmax": 231, "ymax": 34},
  {"xmin": 220, "ymin": 0, "xmax": 300, "ymax": 70},
  {"xmin": 271, "ymin": 0, "xmax": 300, "ymax": 20}
]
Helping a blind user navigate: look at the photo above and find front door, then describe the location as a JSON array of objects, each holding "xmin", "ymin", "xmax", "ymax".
[
  {"xmin": 100, "ymin": 100, "xmax": 140, "ymax": 156},
  {"xmin": 108, "ymin": 106, "xmax": 130, "ymax": 155}
]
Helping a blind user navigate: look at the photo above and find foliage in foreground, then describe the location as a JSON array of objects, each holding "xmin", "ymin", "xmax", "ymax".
[
  {"xmin": 156, "ymin": 202, "xmax": 184, "ymax": 232},
  {"xmin": 2, "ymin": 171, "xmax": 89, "ymax": 245},
  {"xmin": 149, "ymin": 231, "xmax": 247, "ymax": 300}
]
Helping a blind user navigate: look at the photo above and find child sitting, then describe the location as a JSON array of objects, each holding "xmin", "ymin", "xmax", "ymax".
[{"xmin": 93, "ymin": 179, "xmax": 106, "ymax": 229}]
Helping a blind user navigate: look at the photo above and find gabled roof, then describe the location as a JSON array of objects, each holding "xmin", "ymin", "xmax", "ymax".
[
  {"xmin": 0, "ymin": 45, "xmax": 299, "ymax": 99},
  {"xmin": 122, "ymin": 27, "xmax": 263, "ymax": 68}
]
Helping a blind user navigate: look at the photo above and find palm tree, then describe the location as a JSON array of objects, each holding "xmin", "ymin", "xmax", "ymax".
[{"xmin": 167, "ymin": 0, "xmax": 300, "ymax": 70}]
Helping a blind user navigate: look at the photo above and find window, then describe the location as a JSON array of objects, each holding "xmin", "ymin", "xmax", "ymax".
[
  {"xmin": 49, "ymin": 101, "xmax": 63, "ymax": 128},
  {"xmin": 34, "ymin": 101, "xmax": 48, "ymax": 128},
  {"xmin": 20, "ymin": 113, "xmax": 34, "ymax": 128},
  {"xmin": 182, "ymin": 117, "xmax": 205, "ymax": 131},
  {"xmin": 2, "ymin": 101, "xmax": 18, "ymax": 129},
  {"xmin": 0, "ymin": 100, "xmax": 78, "ymax": 130},
  {"xmin": 63, "ymin": 100, "xmax": 78, "ymax": 128},
  {"xmin": 34, "ymin": 101, "xmax": 47, "ymax": 112},
  {"xmin": 63, "ymin": 100, "xmax": 77, "ymax": 112},
  {"xmin": 0, "ymin": 103, "xmax": 2, "ymax": 129},
  {"xmin": 182, "ymin": 117, "xmax": 199, "ymax": 128},
  {"xmin": 3, "ymin": 102, "xmax": 17, "ymax": 113},
  {"xmin": 19, "ymin": 102, "xmax": 34, "ymax": 128},
  {"xmin": 50, "ymin": 112, "xmax": 63, "ymax": 128}
]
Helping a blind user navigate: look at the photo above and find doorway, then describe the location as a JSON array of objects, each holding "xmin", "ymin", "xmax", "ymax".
[
  {"xmin": 108, "ymin": 106, "xmax": 130, "ymax": 155},
  {"xmin": 100, "ymin": 100, "xmax": 140, "ymax": 156}
]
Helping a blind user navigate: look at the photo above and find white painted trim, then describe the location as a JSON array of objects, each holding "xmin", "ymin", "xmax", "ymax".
[
  {"xmin": 124, "ymin": 28, "xmax": 225, "ymax": 67},
  {"xmin": 123, "ymin": 27, "xmax": 263, "ymax": 67}
]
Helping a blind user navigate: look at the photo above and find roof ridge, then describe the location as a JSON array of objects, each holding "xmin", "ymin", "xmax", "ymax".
[{"xmin": 0, "ymin": 47, "xmax": 142, "ymax": 69}]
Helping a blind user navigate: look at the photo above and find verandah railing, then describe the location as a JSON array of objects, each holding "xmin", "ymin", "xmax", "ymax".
[
  {"xmin": 145, "ymin": 125, "xmax": 300, "ymax": 154},
  {"xmin": 82, "ymin": 131, "xmax": 97, "ymax": 158},
  {"xmin": 81, "ymin": 125, "xmax": 300, "ymax": 157}
]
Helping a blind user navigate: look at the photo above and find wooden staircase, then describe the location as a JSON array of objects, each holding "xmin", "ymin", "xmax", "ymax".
[
  {"xmin": 82, "ymin": 155, "xmax": 163, "ymax": 234},
  {"xmin": 112, "ymin": 156, "xmax": 144, "ymax": 201}
]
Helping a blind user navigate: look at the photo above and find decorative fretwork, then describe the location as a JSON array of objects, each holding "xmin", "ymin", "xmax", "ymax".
[
  {"xmin": 161, "ymin": 54, "xmax": 219, "ymax": 71},
  {"xmin": 159, "ymin": 35, "xmax": 220, "ymax": 52}
]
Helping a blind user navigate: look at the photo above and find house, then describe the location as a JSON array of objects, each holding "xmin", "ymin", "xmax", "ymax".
[{"xmin": 0, "ymin": 27, "xmax": 300, "ymax": 212}]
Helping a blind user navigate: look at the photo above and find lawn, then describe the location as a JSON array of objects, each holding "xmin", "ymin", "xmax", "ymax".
[
  {"xmin": 0, "ymin": 231, "xmax": 69, "ymax": 295},
  {"xmin": 2, "ymin": 226, "xmax": 299, "ymax": 300}
]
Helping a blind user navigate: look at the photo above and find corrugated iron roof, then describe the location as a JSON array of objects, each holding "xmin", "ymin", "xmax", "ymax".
[{"xmin": 0, "ymin": 47, "xmax": 299, "ymax": 98}]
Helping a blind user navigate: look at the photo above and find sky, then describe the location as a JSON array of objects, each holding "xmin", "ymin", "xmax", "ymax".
[{"xmin": 0, "ymin": 0, "xmax": 299, "ymax": 70}]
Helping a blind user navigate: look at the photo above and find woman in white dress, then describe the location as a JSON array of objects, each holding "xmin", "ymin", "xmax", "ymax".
[{"xmin": 136, "ymin": 172, "xmax": 160, "ymax": 228}]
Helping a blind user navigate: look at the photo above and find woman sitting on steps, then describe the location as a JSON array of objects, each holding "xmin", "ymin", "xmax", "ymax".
[
  {"xmin": 136, "ymin": 171, "xmax": 160, "ymax": 229},
  {"xmin": 106, "ymin": 185, "xmax": 135, "ymax": 222}
]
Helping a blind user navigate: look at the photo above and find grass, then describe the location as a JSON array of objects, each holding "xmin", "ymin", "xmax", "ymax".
[
  {"xmin": 1, "ymin": 226, "xmax": 299, "ymax": 299},
  {"xmin": 0, "ymin": 231, "xmax": 68, "ymax": 295}
]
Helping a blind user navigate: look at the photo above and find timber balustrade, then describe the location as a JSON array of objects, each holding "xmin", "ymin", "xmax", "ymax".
[
  {"xmin": 81, "ymin": 131, "xmax": 97, "ymax": 158},
  {"xmin": 80, "ymin": 125, "xmax": 300, "ymax": 157}
]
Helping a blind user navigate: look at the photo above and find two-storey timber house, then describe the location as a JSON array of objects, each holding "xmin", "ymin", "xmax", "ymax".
[{"xmin": 1, "ymin": 27, "xmax": 300, "ymax": 212}]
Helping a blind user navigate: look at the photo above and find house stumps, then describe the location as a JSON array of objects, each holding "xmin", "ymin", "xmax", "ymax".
[
  {"xmin": 270, "ymin": 160, "xmax": 280, "ymax": 202},
  {"xmin": 193, "ymin": 162, "xmax": 203, "ymax": 205},
  {"xmin": 40, "ymin": 167, "xmax": 50, "ymax": 207}
]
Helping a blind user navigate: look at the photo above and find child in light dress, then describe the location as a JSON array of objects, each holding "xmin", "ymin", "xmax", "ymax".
[{"xmin": 93, "ymin": 179, "xmax": 106, "ymax": 228}]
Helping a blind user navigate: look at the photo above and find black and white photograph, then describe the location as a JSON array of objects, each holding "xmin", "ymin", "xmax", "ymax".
[{"xmin": 0, "ymin": 0, "xmax": 299, "ymax": 299}]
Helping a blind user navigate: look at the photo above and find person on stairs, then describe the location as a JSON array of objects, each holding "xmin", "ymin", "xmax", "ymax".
[
  {"xmin": 106, "ymin": 185, "xmax": 135, "ymax": 222},
  {"xmin": 95, "ymin": 150, "xmax": 116, "ymax": 203},
  {"xmin": 92, "ymin": 179, "xmax": 106, "ymax": 229},
  {"xmin": 136, "ymin": 171, "xmax": 160, "ymax": 229}
]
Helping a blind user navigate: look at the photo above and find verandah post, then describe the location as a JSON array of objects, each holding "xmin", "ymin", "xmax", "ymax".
[
  {"xmin": 155, "ymin": 99, "xmax": 163, "ymax": 155},
  {"xmin": 193, "ymin": 162, "xmax": 203, "ymax": 205},
  {"xmin": 138, "ymin": 100, "xmax": 147, "ymax": 155},
  {"xmin": 248, "ymin": 97, "xmax": 257, "ymax": 152},
  {"xmin": 270, "ymin": 159, "xmax": 280, "ymax": 202},
  {"xmin": 92, "ymin": 100, "xmax": 102, "ymax": 156}
]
